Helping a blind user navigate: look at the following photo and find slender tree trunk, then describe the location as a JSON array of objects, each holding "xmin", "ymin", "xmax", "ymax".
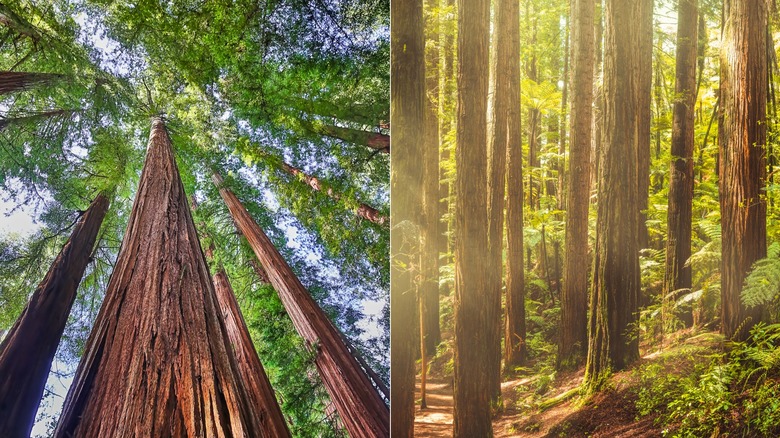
[
  {"xmin": 453, "ymin": 0, "xmax": 492, "ymax": 434},
  {"xmin": 422, "ymin": 0, "xmax": 441, "ymax": 355},
  {"xmin": 0, "ymin": 109, "xmax": 75, "ymax": 131},
  {"xmin": 559, "ymin": 0, "xmax": 594, "ymax": 370},
  {"xmin": 558, "ymin": 15, "xmax": 570, "ymax": 210},
  {"xmin": 663, "ymin": 0, "xmax": 698, "ymax": 329},
  {"xmin": 636, "ymin": 0, "xmax": 653, "ymax": 251},
  {"xmin": 55, "ymin": 119, "xmax": 265, "ymax": 437},
  {"xmin": 391, "ymin": 0, "xmax": 425, "ymax": 433},
  {"xmin": 309, "ymin": 123, "xmax": 390, "ymax": 153},
  {"xmin": 719, "ymin": 0, "xmax": 768, "ymax": 341},
  {"xmin": 590, "ymin": 0, "xmax": 603, "ymax": 193},
  {"xmin": 205, "ymin": 246, "xmax": 292, "ymax": 437},
  {"xmin": 213, "ymin": 172, "xmax": 389, "ymax": 437},
  {"xmin": 0, "ymin": 193, "xmax": 109, "ymax": 438},
  {"xmin": 438, "ymin": 0, "xmax": 456, "ymax": 301},
  {"xmin": 0, "ymin": 4, "xmax": 40, "ymax": 41},
  {"xmin": 277, "ymin": 161, "xmax": 387, "ymax": 225},
  {"xmin": 584, "ymin": 0, "xmax": 641, "ymax": 392},
  {"xmin": 0, "ymin": 71, "xmax": 63, "ymax": 95}
]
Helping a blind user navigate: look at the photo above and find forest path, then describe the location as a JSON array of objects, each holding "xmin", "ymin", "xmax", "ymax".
[{"xmin": 413, "ymin": 361, "xmax": 665, "ymax": 437}]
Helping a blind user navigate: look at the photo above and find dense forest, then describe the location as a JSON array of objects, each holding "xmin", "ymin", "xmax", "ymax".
[
  {"xmin": 392, "ymin": 0, "xmax": 780, "ymax": 436},
  {"xmin": 0, "ymin": 1, "xmax": 389, "ymax": 437}
]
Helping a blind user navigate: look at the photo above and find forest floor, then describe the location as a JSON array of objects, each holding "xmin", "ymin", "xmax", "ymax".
[{"xmin": 414, "ymin": 329, "xmax": 718, "ymax": 437}]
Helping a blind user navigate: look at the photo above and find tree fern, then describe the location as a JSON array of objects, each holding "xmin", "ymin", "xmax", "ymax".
[{"xmin": 741, "ymin": 242, "xmax": 780, "ymax": 308}]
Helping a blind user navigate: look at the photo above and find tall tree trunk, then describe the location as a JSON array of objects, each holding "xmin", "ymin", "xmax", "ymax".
[
  {"xmin": 205, "ymin": 246, "xmax": 292, "ymax": 437},
  {"xmin": 558, "ymin": 15, "xmax": 570, "ymax": 210},
  {"xmin": 453, "ymin": 0, "xmax": 492, "ymax": 434},
  {"xmin": 590, "ymin": 0, "xmax": 604, "ymax": 194},
  {"xmin": 55, "ymin": 119, "xmax": 265, "ymax": 437},
  {"xmin": 212, "ymin": 172, "xmax": 389, "ymax": 437},
  {"xmin": 390, "ymin": 0, "xmax": 426, "ymax": 433},
  {"xmin": 277, "ymin": 160, "xmax": 387, "ymax": 225},
  {"xmin": 422, "ymin": 0, "xmax": 441, "ymax": 355},
  {"xmin": 487, "ymin": 0, "xmax": 515, "ymax": 405},
  {"xmin": 438, "ymin": 0, "xmax": 456, "ymax": 301},
  {"xmin": 0, "ymin": 193, "xmax": 109, "ymax": 438},
  {"xmin": 527, "ymin": 6, "xmax": 540, "ymax": 211},
  {"xmin": 635, "ymin": 0, "xmax": 653, "ymax": 251},
  {"xmin": 719, "ymin": 0, "xmax": 768, "ymax": 341},
  {"xmin": 0, "ymin": 109, "xmax": 75, "ymax": 131},
  {"xmin": 0, "ymin": 71, "xmax": 63, "ymax": 95},
  {"xmin": 558, "ymin": 0, "xmax": 594, "ymax": 370},
  {"xmin": 663, "ymin": 0, "xmax": 698, "ymax": 329},
  {"xmin": 584, "ymin": 0, "xmax": 641, "ymax": 392},
  {"xmin": 308, "ymin": 122, "xmax": 390, "ymax": 153}
]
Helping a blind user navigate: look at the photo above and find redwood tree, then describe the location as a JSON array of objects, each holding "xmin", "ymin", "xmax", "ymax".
[
  {"xmin": 559, "ymin": 0, "xmax": 594, "ymax": 370},
  {"xmin": 55, "ymin": 118, "xmax": 266, "ymax": 437},
  {"xmin": 212, "ymin": 172, "xmax": 389, "ymax": 438},
  {"xmin": 584, "ymin": 0, "xmax": 641, "ymax": 391},
  {"xmin": 719, "ymin": 0, "xmax": 767, "ymax": 341},
  {"xmin": 663, "ymin": 0, "xmax": 698, "ymax": 328},
  {"xmin": 0, "ymin": 193, "xmax": 109, "ymax": 438},
  {"xmin": 453, "ymin": 0, "xmax": 492, "ymax": 434},
  {"xmin": 504, "ymin": 0, "xmax": 525, "ymax": 368},
  {"xmin": 205, "ymin": 245, "xmax": 292, "ymax": 438},
  {"xmin": 0, "ymin": 71, "xmax": 62, "ymax": 95},
  {"xmin": 390, "ymin": 0, "xmax": 425, "ymax": 434},
  {"xmin": 487, "ymin": 0, "xmax": 513, "ymax": 401}
]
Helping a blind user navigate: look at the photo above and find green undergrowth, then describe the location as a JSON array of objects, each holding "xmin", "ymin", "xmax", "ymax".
[{"xmin": 634, "ymin": 325, "xmax": 780, "ymax": 437}]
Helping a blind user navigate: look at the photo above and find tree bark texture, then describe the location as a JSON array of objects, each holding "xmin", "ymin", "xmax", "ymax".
[
  {"xmin": 559, "ymin": 0, "xmax": 594, "ymax": 370},
  {"xmin": 664, "ymin": 0, "xmax": 698, "ymax": 328},
  {"xmin": 422, "ymin": 0, "xmax": 441, "ymax": 354},
  {"xmin": 207, "ymin": 253, "xmax": 292, "ymax": 437},
  {"xmin": 585, "ymin": 0, "xmax": 641, "ymax": 391},
  {"xmin": 55, "ymin": 119, "xmax": 266, "ymax": 437},
  {"xmin": 719, "ymin": 0, "xmax": 768, "ymax": 341},
  {"xmin": 0, "ymin": 71, "xmax": 63, "ymax": 95},
  {"xmin": 0, "ymin": 193, "xmax": 109, "ymax": 438},
  {"xmin": 487, "ymin": 0, "xmax": 515, "ymax": 401},
  {"xmin": 390, "ymin": 0, "xmax": 426, "ymax": 434},
  {"xmin": 213, "ymin": 172, "xmax": 389, "ymax": 437},
  {"xmin": 635, "ymin": 0, "xmax": 653, "ymax": 251},
  {"xmin": 453, "ymin": 0, "xmax": 492, "ymax": 434}
]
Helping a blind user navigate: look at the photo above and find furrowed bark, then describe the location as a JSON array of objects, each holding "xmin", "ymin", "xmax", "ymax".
[
  {"xmin": 0, "ymin": 193, "xmax": 109, "ymax": 438},
  {"xmin": 212, "ymin": 172, "xmax": 389, "ymax": 438},
  {"xmin": 205, "ymin": 246, "xmax": 292, "ymax": 437},
  {"xmin": 453, "ymin": 0, "xmax": 492, "ymax": 433},
  {"xmin": 391, "ymin": 0, "xmax": 426, "ymax": 433},
  {"xmin": 310, "ymin": 123, "xmax": 390, "ymax": 153},
  {"xmin": 559, "ymin": 0, "xmax": 594, "ymax": 370},
  {"xmin": 55, "ymin": 118, "xmax": 265, "ymax": 437},
  {"xmin": 719, "ymin": 0, "xmax": 768, "ymax": 340},
  {"xmin": 503, "ymin": 0, "xmax": 524, "ymax": 369},
  {"xmin": 585, "ymin": 0, "xmax": 641, "ymax": 392},
  {"xmin": 664, "ymin": 0, "xmax": 698, "ymax": 328}
]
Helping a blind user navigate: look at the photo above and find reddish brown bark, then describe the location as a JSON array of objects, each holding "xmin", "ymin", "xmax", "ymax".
[
  {"xmin": 559, "ymin": 0, "xmax": 595, "ymax": 370},
  {"xmin": 585, "ymin": 0, "xmax": 641, "ymax": 391},
  {"xmin": 453, "ymin": 0, "xmax": 492, "ymax": 433},
  {"xmin": 504, "ymin": 0, "xmax": 525, "ymax": 368},
  {"xmin": 204, "ymin": 246, "xmax": 292, "ymax": 437},
  {"xmin": 0, "ymin": 193, "xmax": 109, "ymax": 438},
  {"xmin": 55, "ymin": 118, "xmax": 265, "ymax": 437},
  {"xmin": 212, "ymin": 172, "xmax": 389, "ymax": 437},
  {"xmin": 280, "ymin": 162, "xmax": 387, "ymax": 226},
  {"xmin": 719, "ymin": 0, "xmax": 768, "ymax": 340},
  {"xmin": 664, "ymin": 0, "xmax": 698, "ymax": 328},
  {"xmin": 391, "ymin": 0, "xmax": 426, "ymax": 433},
  {"xmin": 635, "ymin": 0, "xmax": 653, "ymax": 251},
  {"xmin": 0, "ymin": 71, "xmax": 63, "ymax": 95},
  {"xmin": 314, "ymin": 123, "xmax": 390, "ymax": 153}
]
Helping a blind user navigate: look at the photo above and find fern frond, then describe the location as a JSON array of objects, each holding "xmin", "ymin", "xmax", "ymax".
[{"xmin": 741, "ymin": 256, "xmax": 780, "ymax": 308}]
